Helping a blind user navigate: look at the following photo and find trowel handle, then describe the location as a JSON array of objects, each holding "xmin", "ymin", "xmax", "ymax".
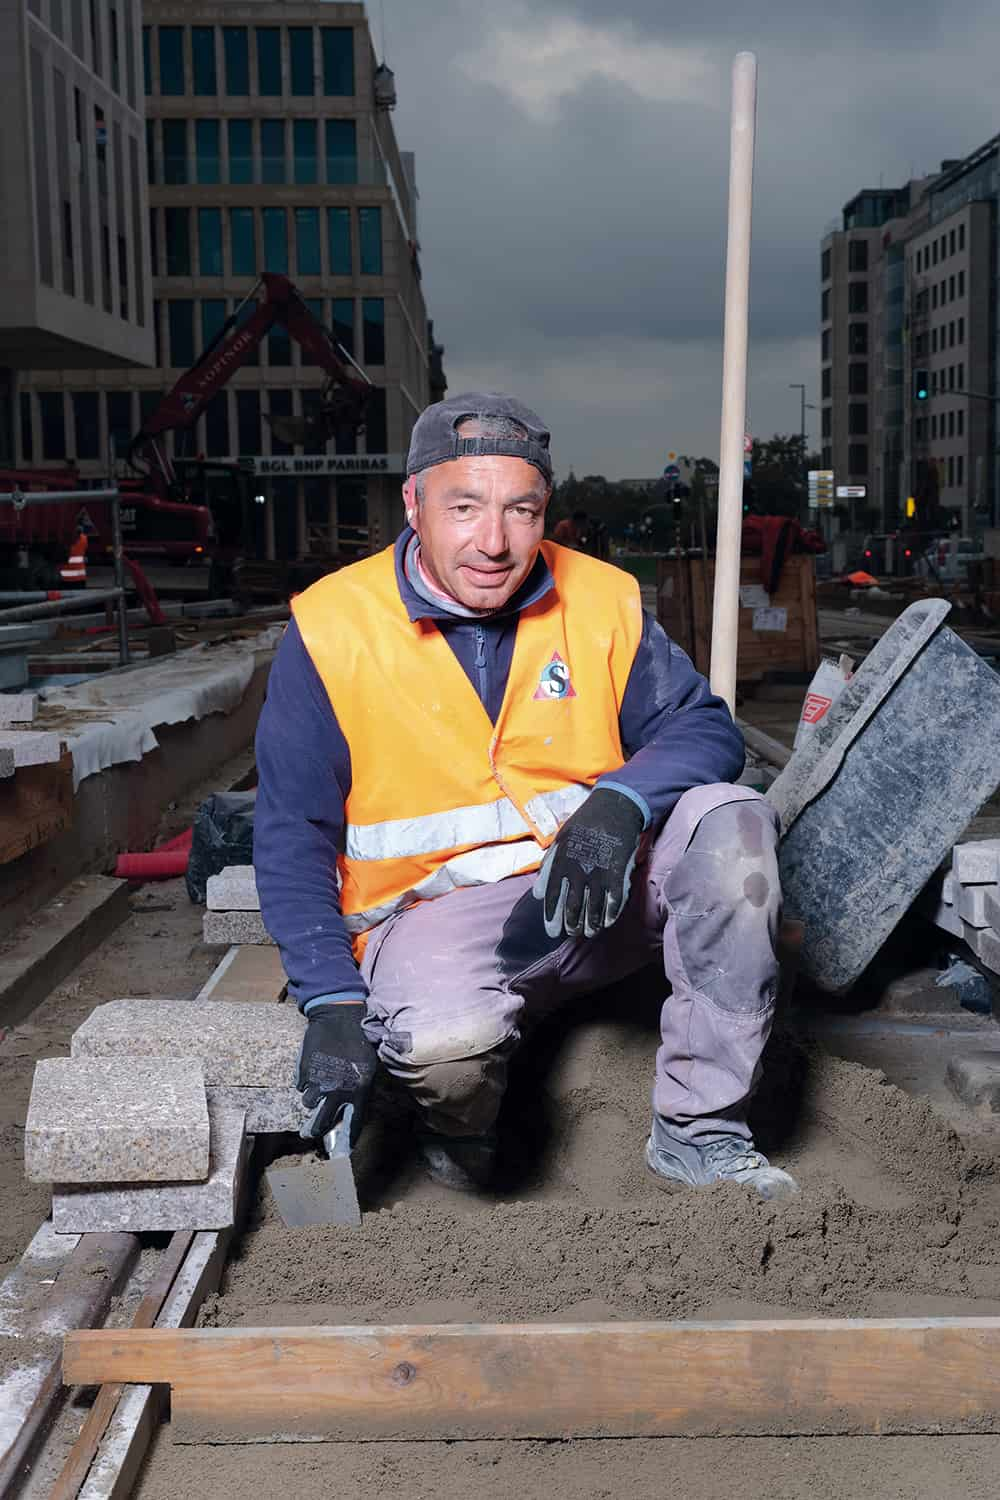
[{"xmin": 322, "ymin": 1102, "xmax": 355, "ymax": 1160}]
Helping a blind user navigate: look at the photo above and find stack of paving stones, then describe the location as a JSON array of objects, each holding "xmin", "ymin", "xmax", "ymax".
[
  {"xmin": 922, "ymin": 840, "xmax": 1000, "ymax": 974},
  {"xmin": 204, "ymin": 864, "xmax": 273, "ymax": 945},
  {"xmin": 24, "ymin": 1057, "xmax": 246, "ymax": 1233}
]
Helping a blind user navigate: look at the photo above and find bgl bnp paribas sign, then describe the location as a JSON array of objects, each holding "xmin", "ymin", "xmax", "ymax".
[{"xmin": 237, "ymin": 455, "xmax": 402, "ymax": 477}]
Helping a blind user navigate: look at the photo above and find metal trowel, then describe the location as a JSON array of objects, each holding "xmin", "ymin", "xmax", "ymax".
[{"xmin": 266, "ymin": 1102, "xmax": 361, "ymax": 1228}]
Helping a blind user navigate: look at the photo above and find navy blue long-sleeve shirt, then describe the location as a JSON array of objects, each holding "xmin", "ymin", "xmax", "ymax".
[{"xmin": 255, "ymin": 532, "xmax": 745, "ymax": 1011}]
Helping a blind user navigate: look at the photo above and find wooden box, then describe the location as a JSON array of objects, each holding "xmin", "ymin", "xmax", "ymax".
[{"xmin": 656, "ymin": 553, "xmax": 819, "ymax": 683}]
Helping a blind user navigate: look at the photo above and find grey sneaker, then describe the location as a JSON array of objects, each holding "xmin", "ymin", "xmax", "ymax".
[
  {"xmin": 645, "ymin": 1121, "xmax": 799, "ymax": 1201},
  {"xmin": 417, "ymin": 1132, "xmax": 496, "ymax": 1192}
]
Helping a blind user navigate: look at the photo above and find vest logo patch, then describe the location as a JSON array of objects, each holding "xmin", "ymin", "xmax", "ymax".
[{"xmin": 533, "ymin": 651, "xmax": 576, "ymax": 700}]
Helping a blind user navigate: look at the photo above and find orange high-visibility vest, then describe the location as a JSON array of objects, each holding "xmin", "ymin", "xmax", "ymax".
[{"xmin": 292, "ymin": 540, "xmax": 644, "ymax": 959}]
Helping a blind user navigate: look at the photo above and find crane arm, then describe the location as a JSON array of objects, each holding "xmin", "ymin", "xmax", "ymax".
[{"xmin": 128, "ymin": 274, "xmax": 371, "ymax": 486}]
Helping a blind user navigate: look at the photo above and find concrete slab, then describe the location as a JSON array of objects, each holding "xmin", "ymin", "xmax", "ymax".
[
  {"xmin": 203, "ymin": 910, "xmax": 273, "ymax": 945},
  {"xmin": 0, "ymin": 729, "xmax": 61, "ymax": 766},
  {"xmin": 207, "ymin": 1084, "xmax": 307, "ymax": 1134},
  {"xmin": 953, "ymin": 840, "xmax": 1000, "ymax": 885},
  {"xmin": 0, "ymin": 692, "xmax": 37, "ymax": 724},
  {"xmin": 0, "ymin": 875, "xmax": 131, "ymax": 1028},
  {"xmin": 24, "ymin": 1057, "xmax": 210, "ymax": 1184},
  {"xmin": 945, "ymin": 1050, "xmax": 1000, "ymax": 1111},
  {"xmin": 72, "ymin": 997, "xmax": 306, "ymax": 1086},
  {"xmin": 206, "ymin": 865, "xmax": 259, "ymax": 912},
  {"xmin": 51, "ymin": 1103, "xmax": 247, "ymax": 1233}
]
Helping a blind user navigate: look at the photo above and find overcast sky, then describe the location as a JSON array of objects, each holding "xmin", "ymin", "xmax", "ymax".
[{"xmin": 382, "ymin": 0, "xmax": 1000, "ymax": 479}]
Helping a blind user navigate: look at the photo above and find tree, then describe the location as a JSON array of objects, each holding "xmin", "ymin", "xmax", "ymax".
[{"xmin": 746, "ymin": 434, "xmax": 810, "ymax": 517}]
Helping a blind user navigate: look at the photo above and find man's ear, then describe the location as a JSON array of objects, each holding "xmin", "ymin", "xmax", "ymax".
[{"xmin": 402, "ymin": 474, "xmax": 418, "ymax": 524}]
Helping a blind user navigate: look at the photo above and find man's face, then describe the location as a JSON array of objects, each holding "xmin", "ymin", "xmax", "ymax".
[{"xmin": 410, "ymin": 455, "xmax": 549, "ymax": 612}]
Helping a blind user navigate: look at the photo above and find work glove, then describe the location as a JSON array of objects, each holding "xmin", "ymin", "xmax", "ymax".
[
  {"xmin": 296, "ymin": 1000, "xmax": 378, "ymax": 1143},
  {"xmin": 532, "ymin": 787, "xmax": 647, "ymax": 940}
]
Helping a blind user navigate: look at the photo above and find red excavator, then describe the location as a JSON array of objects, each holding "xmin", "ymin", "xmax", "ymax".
[{"xmin": 125, "ymin": 273, "xmax": 373, "ymax": 593}]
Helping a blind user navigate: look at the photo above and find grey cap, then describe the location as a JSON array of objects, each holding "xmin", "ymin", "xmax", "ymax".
[{"xmin": 406, "ymin": 392, "xmax": 552, "ymax": 483}]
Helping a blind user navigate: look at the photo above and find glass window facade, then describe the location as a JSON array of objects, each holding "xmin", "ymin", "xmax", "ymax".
[
  {"xmin": 296, "ymin": 208, "xmax": 321, "ymax": 275},
  {"xmin": 192, "ymin": 26, "xmax": 216, "ymax": 95},
  {"xmin": 164, "ymin": 207, "xmax": 191, "ymax": 275},
  {"xmin": 142, "ymin": 26, "xmax": 151, "ymax": 94},
  {"xmin": 236, "ymin": 390, "xmax": 261, "ymax": 453},
  {"xmin": 158, "ymin": 26, "xmax": 184, "ymax": 95},
  {"xmin": 293, "ymin": 120, "xmax": 317, "ymax": 183},
  {"xmin": 359, "ymin": 207, "xmax": 382, "ymax": 274},
  {"xmin": 322, "ymin": 28, "xmax": 354, "ymax": 95},
  {"xmin": 332, "ymin": 297, "xmax": 353, "ymax": 355},
  {"xmin": 327, "ymin": 208, "xmax": 351, "ymax": 274},
  {"xmin": 257, "ymin": 27, "xmax": 281, "ymax": 95},
  {"xmin": 201, "ymin": 298, "xmax": 227, "ymax": 352},
  {"xmin": 228, "ymin": 120, "xmax": 253, "ymax": 184},
  {"xmin": 195, "ymin": 120, "xmax": 220, "ymax": 184},
  {"xmin": 73, "ymin": 392, "xmax": 100, "ymax": 460},
  {"xmin": 326, "ymin": 119, "xmax": 357, "ymax": 184},
  {"xmin": 230, "ymin": 208, "xmax": 256, "ymax": 277},
  {"xmin": 302, "ymin": 299, "xmax": 324, "ymax": 365},
  {"xmin": 263, "ymin": 208, "xmax": 288, "ymax": 273},
  {"xmin": 199, "ymin": 208, "xmax": 223, "ymax": 276},
  {"xmin": 204, "ymin": 394, "xmax": 229, "ymax": 457},
  {"xmin": 268, "ymin": 325, "xmax": 291, "ymax": 367},
  {"xmin": 362, "ymin": 298, "xmax": 385, "ymax": 364},
  {"xmin": 289, "ymin": 27, "xmax": 313, "ymax": 94},
  {"xmin": 168, "ymin": 301, "xmax": 195, "ymax": 368},
  {"xmin": 268, "ymin": 390, "xmax": 294, "ymax": 454},
  {"xmin": 223, "ymin": 27, "xmax": 249, "ymax": 94},
  {"xmin": 39, "ymin": 393, "xmax": 66, "ymax": 459},
  {"xmin": 366, "ymin": 387, "xmax": 387, "ymax": 452},
  {"xmin": 261, "ymin": 120, "xmax": 285, "ymax": 184},
  {"xmin": 107, "ymin": 392, "xmax": 132, "ymax": 459},
  {"xmin": 162, "ymin": 119, "xmax": 187, "ymax": 184}
]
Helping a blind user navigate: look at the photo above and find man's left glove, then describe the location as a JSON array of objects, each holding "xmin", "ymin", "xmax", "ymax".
[
  {"xmin": 296, "ymin": 1000, "xmax": 378, "ymax": 1142},
  {"xmin": 532, "ymin": 786, "xmax": 647, "ymax": 940}
]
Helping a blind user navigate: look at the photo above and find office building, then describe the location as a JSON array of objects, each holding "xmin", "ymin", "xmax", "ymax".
[
  {"xmin": 0, "ymin": 1, "xmax": 153, "ymax": 465},
  {"xmin": 17, "ymin": 1, "xmax": 442, "ymax": 558}
]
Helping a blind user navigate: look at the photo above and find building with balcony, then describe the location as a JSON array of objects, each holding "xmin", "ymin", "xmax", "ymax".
[
  {"xmin": 16, "ymin": 0, "xmax": 443, "ymax": 559},
  {"xmin": 0, "ymin": 1, "xmax": 153, "ymax": 465}
]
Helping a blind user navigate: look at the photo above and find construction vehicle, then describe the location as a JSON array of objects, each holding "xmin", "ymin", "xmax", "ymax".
[{"xmin": 126, "ymin": 273, "xmax": 373, "ymax": 594}]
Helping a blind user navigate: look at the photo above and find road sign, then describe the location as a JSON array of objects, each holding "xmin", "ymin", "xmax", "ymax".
[
  {"xmin": 807, "ymin": 469, "xmax": 834, "ymax": 509},
  {"xmin": 663, "ymin": 463, "xmax": 681, "ymax": 480},
  {"xmin": 836, "ymin": 485, "xmax": 866, "ymax": 499}
]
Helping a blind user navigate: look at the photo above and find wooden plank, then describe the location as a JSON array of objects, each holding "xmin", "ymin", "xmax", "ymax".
[
  {"xmin": 49, "ymin": 1232, "xmax": 194, "ymax": 1500},
  {"xmin": 62, "ymin": 1318, "xmax": 1000, "ymax": 1442},
  {"xmin": 799, "ymin": 553, "xmax": 821, "ymax": 671},
  {"xmin": 0, "ymin": 750, "xmax": 74, "ymax": 866},
  {"xmin": 196, "ymin": 944, "xmax": 286, "ymax": 1004},
  {"xmin": 0, "ymin": 1234, "xmax": 138, "ymax": 1498}
]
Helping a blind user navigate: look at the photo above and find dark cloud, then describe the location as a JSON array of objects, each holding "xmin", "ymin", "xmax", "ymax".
[{"xmin": 386, "ymin": 0, "xmax": 1000, "ymax": 475}]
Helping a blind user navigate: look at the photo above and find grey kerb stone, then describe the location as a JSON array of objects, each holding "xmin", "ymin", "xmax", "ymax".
[
  {"xmin": 953, "ymin": 840, "xmax": 1000, "ymax": 885},
  {"xmin": 207, "ymin": 1085, "xmax": 307, "ymax": 1134},
  {"xmin": 72, "ymin": 997, "xmax": 306, "ymax": 1087},
  {"xmin": 203, "ymin": 910, "xmax": 273, "ymax": 946},
  {"xmin": 24, "ymin": 1057, "xmax": 210, "ymax": 1184},
  {"xmin": 0, "ymin": 692, "xmax": 37, "ymax": 723},
  {"xmin": 51, "ymin": 1102, "xmax": 247, "ymax": 1233},
  {"xmin": 206, "ymin": 865, "xmax": 260, "ymax": 911}
]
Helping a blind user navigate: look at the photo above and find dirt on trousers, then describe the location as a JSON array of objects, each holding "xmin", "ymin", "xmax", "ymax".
[{"xmin": 131, "ymin": 977, "xmax": 1000, "ymax": 1500}]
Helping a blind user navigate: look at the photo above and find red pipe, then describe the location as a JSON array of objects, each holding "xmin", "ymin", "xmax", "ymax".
[{"xmin": 115, "ymin": 848, "xmax": 189, "ymax": 879}]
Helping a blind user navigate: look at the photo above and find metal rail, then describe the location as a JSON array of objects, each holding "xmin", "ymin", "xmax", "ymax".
[{"xmin": 0, "ymin": 486, "xmax": 130, "ymax": 665}]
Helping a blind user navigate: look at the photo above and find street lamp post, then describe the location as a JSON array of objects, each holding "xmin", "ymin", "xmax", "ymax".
[{"xmin": 789, "ymin": 383, "xmax": 817, "ymax": 524}]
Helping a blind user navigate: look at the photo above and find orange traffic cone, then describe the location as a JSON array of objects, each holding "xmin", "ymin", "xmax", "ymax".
[{"xmin": 60, "ymin": 528, "xmax": 88, "ymax": 587}]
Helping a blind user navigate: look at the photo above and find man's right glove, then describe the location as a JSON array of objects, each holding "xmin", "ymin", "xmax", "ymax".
[
  {"xmin": 532, "ymin": 786, "xmax": 647, "ymax": 940},
  {"xmin": 296, "ymin": 1000, "xmax": 378, "ymax": 1142}
]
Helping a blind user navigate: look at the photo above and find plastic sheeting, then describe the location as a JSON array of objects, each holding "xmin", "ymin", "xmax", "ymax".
[{"xmin": 40, "ymin": 626, "xmax": 282, "ymax": 788}]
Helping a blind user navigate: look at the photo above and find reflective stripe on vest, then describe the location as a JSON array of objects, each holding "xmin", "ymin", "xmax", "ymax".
[
  {"xmin": 293, "ymin": 540, "xmax": 644, "ymax": 957},
  {"xmin": 344, "ymin": 783, "xmax": 590, "ymax": 863}
]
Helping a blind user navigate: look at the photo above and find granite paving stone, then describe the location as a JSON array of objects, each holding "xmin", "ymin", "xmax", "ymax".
[
  {"xmin": 946, "ymin": 1050, "xmax": 1000, "ymax": 1111},
  {"xmin": 207, "ymin": 1085, "xmax": 307, "ymax": 1134},
  {"xmin": 0, "ymin": 692, "xmax": 37, "ymax": 723},
  {"xmin": 204, "ymin": 910, "xmax": 273, "ymax": 945},
  {"xmin": 206, "ymin": 865, "xmax": 260, "ymax": 912},
  {"xmin": 72, "ymin": 998, "xmax": 306, "ymax": 1086},
  {"xmin": 958, "ymin": 884, "xmax": 997, "ymax": 928},
  {"xmin": 0, "ymin": 729, "xmax": 61, "ymax": 766},
  {"xmin": 953, "ymin": 840, "xmax": 1000, "ymax": 885},
  {"xmin": 24, "ymin": 1057, "xmax": 210, "ymax": 1184},
  {"xmin": 51, "ymin": 1102, "xmax": 247, "ymax": 1233},
  {"xmin": 984, "ymin": 887, "xmax": 1000, "ymax": 934}
]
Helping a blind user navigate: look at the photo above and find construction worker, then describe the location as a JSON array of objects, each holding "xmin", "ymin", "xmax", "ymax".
[
  {"xmin": 60, "ymin": 525, "xmax": 88, "ymax": 587},
  {"xmin": 255, "ymin": 394, "xmax": 796, "ymax": 1200}
]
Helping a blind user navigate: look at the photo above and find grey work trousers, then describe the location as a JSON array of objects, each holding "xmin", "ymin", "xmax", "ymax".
[{"xmin": 359, "ymin": 783, "xmax": 782, "ymax": 1141}]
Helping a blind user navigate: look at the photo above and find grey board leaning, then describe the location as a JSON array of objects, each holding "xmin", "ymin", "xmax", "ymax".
[{"xmin": 768, "ymin": 599, "xmax": 1000, "ymax": 993}]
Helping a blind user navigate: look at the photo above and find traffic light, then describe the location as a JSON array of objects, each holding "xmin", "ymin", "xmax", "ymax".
[{"xmin": 914, "ymin": 369, "xmax": 929, "ymax": 402}]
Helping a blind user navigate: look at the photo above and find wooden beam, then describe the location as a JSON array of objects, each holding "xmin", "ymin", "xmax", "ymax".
[
  {"xmin": 63, "ymin": 1318, "xmax": 1000, "ymax": 1443},
  {"xmin": 195, "ymin": 944, "xmax": 287, "ymax": 1004}
]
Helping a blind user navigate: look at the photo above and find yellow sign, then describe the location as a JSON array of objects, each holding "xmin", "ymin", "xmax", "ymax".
[{"xmin": 906, "ymin": 496, "xmax": 916, "ymax": 518}]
